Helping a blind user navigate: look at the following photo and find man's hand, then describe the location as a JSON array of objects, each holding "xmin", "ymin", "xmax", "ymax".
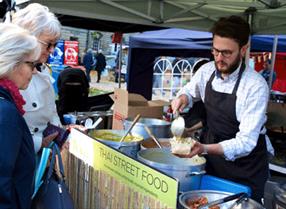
[
  {"xmin": 175, "ymin": 141, "xmax": 224, "ymax": 158},
  {"xmin": 41, "ymin": 132, "xmax": 59, "ymax": 148},
  {"xmin": 175, "ymin": 140, "xmax": 205, "ymax": 158},
  {"xmin": 171, "ymin": 94, "xmax": 189, "ymax": 113}
]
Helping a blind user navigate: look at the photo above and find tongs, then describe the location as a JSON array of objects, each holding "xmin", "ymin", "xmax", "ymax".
[
  {"xmin": 198, "ymin": 192, "xmax": 247, "ymax": 209},
  {"xmin": 228, "ymin": 193, "xmax": 248, "ymax": 209}
]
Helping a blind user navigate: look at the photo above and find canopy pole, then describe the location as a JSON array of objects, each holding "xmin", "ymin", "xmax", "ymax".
[
  {"xmin": 245, "ymin": 7, "xmax": 257, "ymax": 66},
  {"xmin": 245, "ymin": 13, "xmax": 252, "ymax": 66},
  {"xmin": 118, "ymin": 41, "xmax": 123, "ymax": 88},
  {"xmin": 268, "ymin": 35, "xmax": 278, "ymax": 91}
]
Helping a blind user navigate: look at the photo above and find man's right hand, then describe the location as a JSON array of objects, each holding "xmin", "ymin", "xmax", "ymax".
[
  {"xmin": 171, "ymin": 94, "xmax": 189, "ymax": 113},
  {"xmin": 41, "ymin": 132, "xmax": 59, "ymax": 148}
]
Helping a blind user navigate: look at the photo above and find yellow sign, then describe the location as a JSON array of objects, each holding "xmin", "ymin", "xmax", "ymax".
[{"xmin": 69, "ymin": 129, "xmax": 178, "ymax": 208}]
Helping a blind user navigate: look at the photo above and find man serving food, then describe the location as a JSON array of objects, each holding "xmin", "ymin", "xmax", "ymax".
[{"xmin": 171, "ymin": 15, "xmax": 270, "ymax": 202}]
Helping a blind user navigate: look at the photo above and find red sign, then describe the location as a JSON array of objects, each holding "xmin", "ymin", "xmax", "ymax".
[
  {"xmin": 112, "ymin": 32, "xmax": 123, "ymax": 44},
  {"xmin": 64, "ymin": 41, "xmax": 78, "ymax": 65}
]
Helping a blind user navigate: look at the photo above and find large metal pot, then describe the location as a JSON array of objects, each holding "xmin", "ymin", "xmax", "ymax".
[
  {"xmin": 124, "ymin": 117, "xmax": 172, "ymax": 139},
  {"xmin": 137, "ymin": 148, "xmax": 205, "ymax": 192},
  {"xmin": 179, "ymin": 190, "xmax": 265, "ymax": 209},
  {"xmin": 89, "ymin": 129, "xmax": 143, "ymax": 158}
]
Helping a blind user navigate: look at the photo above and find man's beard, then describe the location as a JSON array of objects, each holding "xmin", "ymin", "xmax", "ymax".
[{"xmin": 215, "ymin": 54, "xmax": 241, "ymax": 75}]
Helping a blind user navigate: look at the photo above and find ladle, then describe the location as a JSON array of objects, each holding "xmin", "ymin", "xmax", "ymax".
[
  {"xmin": 144, "ymin": 125, "xmax": 162, "ymax": 148},
  {"xmin": 119, "ymin": 114, "xmax": 141, "ymax": 143},
  {"xmin": 170, "ymin": 111, "xmax": 185, "ymax": 138},
  {"xmin": 84, "ymin": 117, "xmax": 103, "ymax": 130}
]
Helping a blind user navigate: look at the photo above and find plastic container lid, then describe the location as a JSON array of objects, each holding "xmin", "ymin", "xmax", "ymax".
[{"xmin": 200, "ymin": 175, "xmax": 251, "ymax": 196}]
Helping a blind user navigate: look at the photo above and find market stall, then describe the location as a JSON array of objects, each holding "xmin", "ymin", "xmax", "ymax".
[
  {"xmin": 65, "ymin": 128, "xmax": 260, "ymax": 209},
  {"xmin": 57, "ymin": 86, "xmax": 286, "ymax": 209},
  {"xmin": 66, "ymin": 129, "xmax": 179, "ymax": 209}
]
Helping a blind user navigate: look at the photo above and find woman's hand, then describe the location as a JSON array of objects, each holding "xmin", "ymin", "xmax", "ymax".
[
  {"xmin": 41, "ymin": 132, "xmax": 59, "ymax": 148},
  {"xmin": 61, "ymin": 140, "xmax": 70, "ymax": 151},
  {"xmin": 66, "ymin": 124, "xmax": 87, "ymax": 133},
  {"xmin": 60, "ymin": 124, "xmax": 87, "ymax": 151}
]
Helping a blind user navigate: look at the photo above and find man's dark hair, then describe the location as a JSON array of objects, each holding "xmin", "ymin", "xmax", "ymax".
[{"xmin": 210, "ymin": 15, "xmax": 250, "ymax": 47}]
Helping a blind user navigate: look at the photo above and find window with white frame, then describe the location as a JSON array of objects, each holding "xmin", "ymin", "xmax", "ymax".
[{"xmin": 152, "ymin": 56, "xmax": 208, "ymax": 100}]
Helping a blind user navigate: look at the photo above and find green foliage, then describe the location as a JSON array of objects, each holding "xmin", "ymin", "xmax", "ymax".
[{"xmin": 89, "ymin": 87, "xmax": 110, "ymax": 97}]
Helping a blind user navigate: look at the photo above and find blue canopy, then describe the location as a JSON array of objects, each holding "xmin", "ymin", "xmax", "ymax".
[
  {"xmin": 251, "ymin": 35, "xmax": 286, "ymax": 52},
  {"xmin": 130, "ymin": 28, "xmax": 212, "ymax": 49},
  {"xmin": 129, "ymin": 28, "xmax": 286, "ymax": 51},
  {"xmin": 127, "ymin": 29, "xmax": 286, "ymax": 99}
]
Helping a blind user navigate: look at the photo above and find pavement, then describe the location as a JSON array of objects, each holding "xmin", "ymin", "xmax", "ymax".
[
  {"xmin": 89, "ymin": 71, "xmax": 126, "ymax": 92},
  {"xmin": 88, "ymin": 70, "xmax": 170, "ymax": 101}
]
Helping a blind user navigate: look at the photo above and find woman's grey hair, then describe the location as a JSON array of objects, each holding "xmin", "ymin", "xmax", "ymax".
[
  {"xmin": 0, "ymin": 23, "xmax": 41, "ymax": 78},
  {"xmin": 12, "ymin": 3, "xmax": 61, "ymax": 39}
]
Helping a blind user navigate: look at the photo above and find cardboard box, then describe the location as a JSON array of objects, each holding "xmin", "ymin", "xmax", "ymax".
[{"xmin": 111, "ymin": 88, "xmax": 169, "ymax": 129}]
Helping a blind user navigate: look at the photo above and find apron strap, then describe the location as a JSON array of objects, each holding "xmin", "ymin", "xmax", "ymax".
[
  {"xmin": 232, "ymin": 62, "xmax": 245, "ymax": 94},
  {"xmin": 208, "ymin": 61, "xmax": 245, "ymax": 95}
]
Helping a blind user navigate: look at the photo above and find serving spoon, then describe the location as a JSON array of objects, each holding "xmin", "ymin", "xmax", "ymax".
[
  {"xmin": 119, "ymin": 114, "xmax": 141, "ymax": 143},
  {"xmin": 170, "ymin": 111, "xmax": 185, "ymax": 138},
  {"xmin": 144, "ymin": 125, "xmax": 162, "ymax": 148}
]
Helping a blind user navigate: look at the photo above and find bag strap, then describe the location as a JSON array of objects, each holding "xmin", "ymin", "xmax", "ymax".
[
  {"xmin": 32, "ymin": 147, "xmax": 51, "ymax": 198},
  {"xmin": 46, "ymin": 144, "xmax": 65, "ymax": 180},
  {"xmin": 54, "ymin": 144, "xmax": 65, "ymax": 179},
  {"xmin": 46, "ymin": 144, "xmax": 57, "ymax": 180},
  {"xmin": 33, "ymin": 143, "xmax": 66, "ymax": 198}
]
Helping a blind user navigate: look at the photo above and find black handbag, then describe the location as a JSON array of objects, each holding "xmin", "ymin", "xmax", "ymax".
[{"xmin": 32, "ymin": 144, "xmax": 74, "ymax": 209}]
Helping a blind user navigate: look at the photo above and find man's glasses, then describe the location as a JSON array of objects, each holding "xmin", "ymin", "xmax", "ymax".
[
  {"xmin": 38, "ymin": 39, "xmax": 57, "ymax": 50},
  {"xmin": 211, "ymin": 47, "xmax": 234, "ymax": 58}
]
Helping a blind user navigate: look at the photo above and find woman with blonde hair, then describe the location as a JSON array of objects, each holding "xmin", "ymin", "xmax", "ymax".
[
  {"xmin": 12, "ymin": 3, "xmax": 62, "ymax": 153},
  {"xmin": 0, "ymin": 23, "xmax": 41, "ymax": 209}
]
